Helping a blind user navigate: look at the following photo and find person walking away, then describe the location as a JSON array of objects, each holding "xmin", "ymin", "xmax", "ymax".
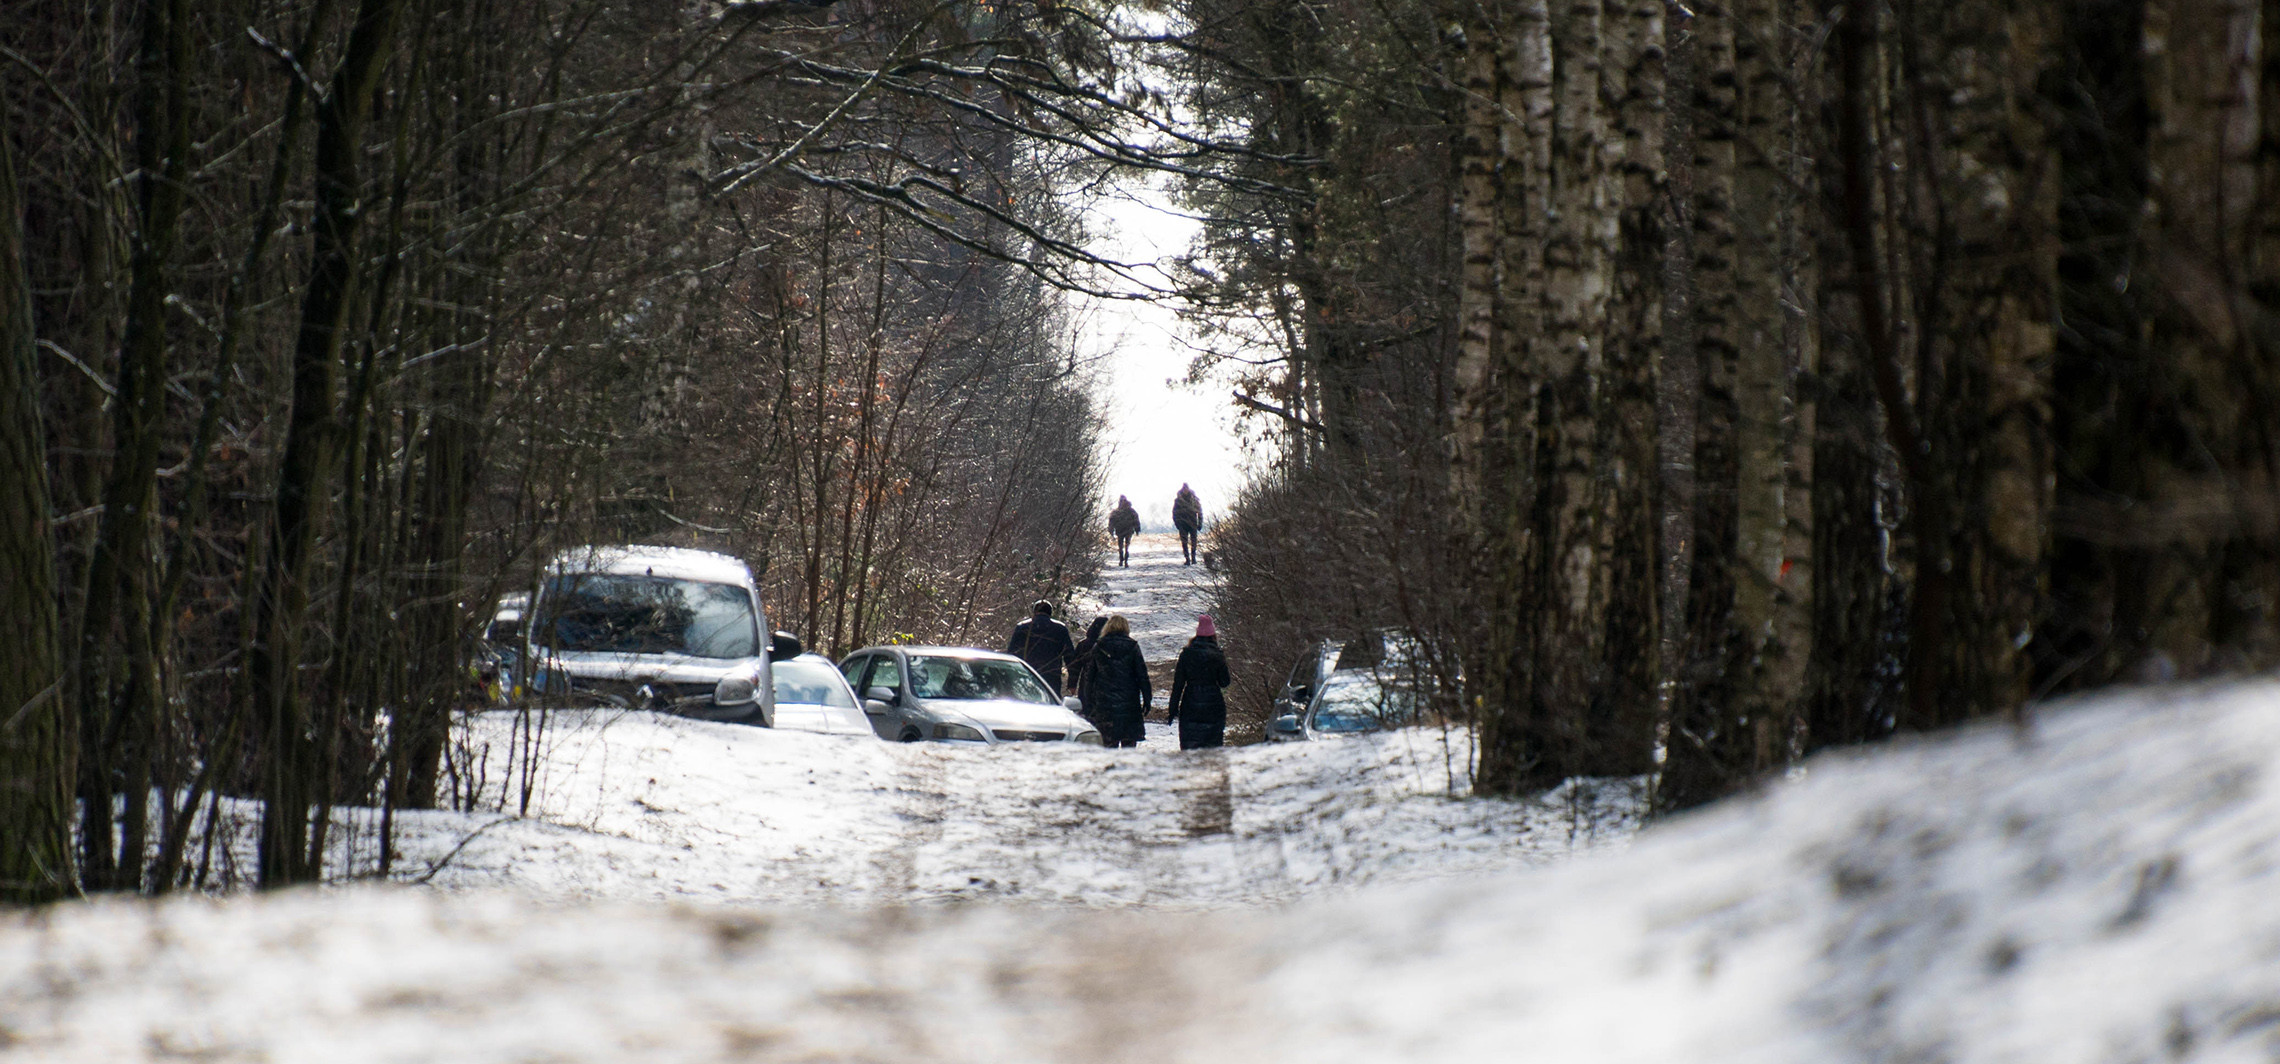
[
  {"xmin": 1172, "ymin": 483, "xmax": 1203, "ymax": 565},
  {"xmin": 1006, "ymin": 600, "xmax": 1076, "ymax": 696},
  {"xmin": 1108, "ymin": 496, "xmax": 1141, "ymax": 567},
  {"xmin": 1167, "ymin": 615, "xmax": 1233, "ymax": 750},
  {"xmin": 1089, "ymin": 615, "xmax": 1151, "ymax": 747},
  {"xmin": 1067, "ymin": 615, "xmax": 1110, "ymax": 735}
]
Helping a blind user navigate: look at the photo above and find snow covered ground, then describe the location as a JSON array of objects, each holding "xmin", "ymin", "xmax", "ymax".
[
  {"xmin": 380, "ymin": 706, "xmax": 1626, "ymax": 910},
  {"xmin": 1072, "ymin": 531, "xmax": 1220, "ymax": 691},
  {"xmin": 4, "ymin": 537, "xmax": 2278, "ymax": 1061}
]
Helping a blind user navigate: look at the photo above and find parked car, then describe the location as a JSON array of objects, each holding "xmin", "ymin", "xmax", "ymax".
[
  {"xmin": 1269, "ymin": 628, "xmax": 1442, "ymax": 729},
  {"xmin": 521, "ymin": 544, "xmax": 802, "ymax": 725},
  {"xmin": 835, "ymin": 646, "xmax": 1104, "ymax": 745},
  {"xmin": 1267, "ymin": 670, "xmax": 1436, "ymax": 741},
  {"xmin": 769, "ymin": 653, "xmax": 877, "ymax": 737}
]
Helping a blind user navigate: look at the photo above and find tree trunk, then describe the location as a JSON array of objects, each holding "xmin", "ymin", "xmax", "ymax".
[
  {"xmin": 1658, "ymin": 0, "xmax": 1744, "ymax": 811},
  {"xmin": 1728, "ymin": 0, "xmax": 1810, "ymax": 777},
  {"xmin": 251, "ymin": 0, "xmax": 404, "ymax": 889},
  {"xmin": 1466, "ymin": 0, "xmax": 1559, "ymax": 794},
  {"xmin": 2044, "ymin": 0, "xmax": 2280, "ymax": 684},
  {"xmin": 0, "ymin": 92, "xmax": 77, "ymax": 904},
  {"xmin": 1588, "ymin": 0, "xmax": 1666, "ymax": 776},
  {"xmin": 73, "ymin": 0, "xmax": 192, "ymax": 892},
  {"xmin": 1525, "ymin": 0, "xmax": 1613, "ymax": 783},
  {"xmin": 1904, "ymin": 0, "xmax": 2058, "ymax": 729}
]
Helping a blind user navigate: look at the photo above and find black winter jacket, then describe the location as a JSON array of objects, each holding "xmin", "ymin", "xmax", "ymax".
[
  {"xmin": 1068, "ymin": 618, "xmax": 1110, "ymax": 727},
  {"xmin": 1167, "ymin": 635, "xmax": 1231, "ymax": 722},
  {"xmin": 1109, "ymin": 504, "xmax": 1141, "ymax": 537},
  {"xmin": 1007, "ymin": 614, "xmax": 1076, "ymax": 690},
  {"xmin": 1172, "ymin": 490, "xmax": 1202, "ymax": 531},
  {"xmin": 1087, "ymin": 633, "xmax": 1151, "ymax": 742}
]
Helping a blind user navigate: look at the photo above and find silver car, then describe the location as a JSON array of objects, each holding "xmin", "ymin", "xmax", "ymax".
[
  {"xmin": 769, "ymin": 653, "xmax": 877, "ymax": 737},
  {"xmin": 1268, "ymin": 670, "xmax": 1435, "ymax": 741},
  {"xmin": 837, "ymin": 646, "xmax": 1104, "ymax": 745},
  {"xmin": 1267, "ymin": 629, "xmax": 1447, "ymax": 741}
]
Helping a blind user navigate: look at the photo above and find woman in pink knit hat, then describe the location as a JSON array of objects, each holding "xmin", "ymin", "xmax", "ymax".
[{"xmin": 1167, "ymin": 615, "xmax": 1232, "ymax": 749}]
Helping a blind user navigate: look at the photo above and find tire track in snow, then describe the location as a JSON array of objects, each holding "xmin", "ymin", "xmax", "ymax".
[
  {"xmin": 1178, "ymin": 750, "xmax": 1233, "ymax": 838},
  {"xmin": 875, "ymin": 746, "xmax": 950, "ymax": 900}
]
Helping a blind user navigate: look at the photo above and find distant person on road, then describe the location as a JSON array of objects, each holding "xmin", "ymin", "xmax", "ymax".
[
  {"xmin": 1068, "ymin": 615, "xmax": 1111, "ymax": 735},
  {"xmin": 1108, "ymin": 496, "xmax": 1141, "ymax": 567},
  {"xmin": 1167, "ymin": 615, "xmax": 1233, "ymax": 750},
  {"xmin": 1172, "ymin": 483, "xmax": 1203, "ymax": 565},
  {"xmin": 1006, "ymin": 600, "xmax": 1076, "ymax": 696},
  {"xmin": 1089, "ymin": 615, "xmax": 1152, "ymax": 748}
]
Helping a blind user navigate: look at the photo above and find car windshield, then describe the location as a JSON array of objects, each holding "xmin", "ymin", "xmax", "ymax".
[
  {"xmin": 772, "ymin": 661, "xmax": 856, "ymax": 708},
  {"xmin": 1310, "ymin": 675, "xmax": 1426, "ymax": 734},
  {"xmin": 907, "ymin": 655, "xmax": 1054, "ymax": 703},
  {"xmin": 537, "ymin": 573, "xmax": 757, "ymax": 659}
]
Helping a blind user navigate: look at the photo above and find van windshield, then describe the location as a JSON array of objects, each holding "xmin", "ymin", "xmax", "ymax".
[{"xmin": 538, "ymin": 573, "xmax": 758, "ymax": 659}]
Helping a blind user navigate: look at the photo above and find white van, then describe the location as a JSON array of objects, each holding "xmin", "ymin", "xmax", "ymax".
[{"xmin": 522, "ymin": 545, "xmax": 799, "ymax": 725}]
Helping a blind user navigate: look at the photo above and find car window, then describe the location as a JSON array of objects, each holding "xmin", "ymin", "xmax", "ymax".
[
  {"xmin": 1309, "ymin": 676, "xmax": 1424, "ymax": 734},
  {"xmin": 839, "ymin": 654, "xmax": 869, "ymax": 685},
  {"xmin": 907, "ymin": 656, "xmax": 1053, "ymax": 703},
  {"xmin": 1336, "ymin": 634, "xmax": 1384, "ymax": 670},
  {"xmin": 861, "ymin": 655, "xmax": 903, "ymax": 693},
  {"xmin": 773, "ymin": 661, "xmax": 858, "ymax": 708},
  {"xmin": 537, "ymin": 573, "xmax": 757, "ymax": 659},
  {"xmin": 1285, "ymin": 646, "xmax": 1329, "ymax": 691}
]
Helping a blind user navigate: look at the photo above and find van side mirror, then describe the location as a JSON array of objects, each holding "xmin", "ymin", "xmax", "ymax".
[{"xmin": 769, "ymin": 631, "xmax": 804, "ymax": 661}]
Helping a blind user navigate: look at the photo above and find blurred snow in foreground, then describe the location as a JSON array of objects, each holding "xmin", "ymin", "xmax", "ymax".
[{"xmin": 5, "ymin": 680, "xmax": 2279, "ymax": 1062}]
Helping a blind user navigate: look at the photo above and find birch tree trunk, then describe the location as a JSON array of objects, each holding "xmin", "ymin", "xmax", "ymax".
[
  {"xmin": 1729, "ymin": 0, "xmax": 1811, "ymax": 774},
  {"xmin": 1467, "ymin": 0, "xmax": 1559, "ymax": 793},
  {"xmin": 1512, "ymin": 0, "xmax": 1613, "ymax": 782},
  {"xmin": 1658, "ymin": 0, "xmax": 1744, "ymax": 810},
  {"xmin": 1589, "ymin": 0, "xmax": 1666, "ymax": 775},
  {"xmin": 1458, "ymin": 0, "xmax": 1664, "ymax": 789}
]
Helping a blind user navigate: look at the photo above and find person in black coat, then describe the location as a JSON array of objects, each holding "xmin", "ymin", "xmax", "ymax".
[
  {"xmin": 1108, "ymin": 496, "xmax": 1141, "ymax": 567},
  {"xmin": 1006, "ymin": 600, "xmax": 1076, "ymax": 696},
  {"xmin": 1067, "ymin": 615, "xmax": 1110, "ymax": 734},
  {"xmin": 1167, "ymin": 615, "xmax": 1233, "ymax": 750},
  {"xmin": 1087, "ymin": 614, "xmax": 1151, "ymax": 748},
  {"xmin": 1172, "ymin": 483, "xmax": 1203, "ymax": 565}
]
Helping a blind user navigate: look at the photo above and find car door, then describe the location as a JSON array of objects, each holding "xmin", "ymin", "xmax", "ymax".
[
  {"xmin": 1276, "ymin": 645, "xmax": 1323, "ymax": 718},
  {"xmin": 856, "ymin": 653, "xmax": 910, "ymax": 739}
]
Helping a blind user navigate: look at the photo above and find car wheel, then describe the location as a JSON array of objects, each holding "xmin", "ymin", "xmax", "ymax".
[{"xmin": 899, "ymin": 728, "xmax": 922, "ymax": 743}]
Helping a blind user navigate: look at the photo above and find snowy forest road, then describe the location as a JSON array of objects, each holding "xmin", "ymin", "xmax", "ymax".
[
  {"xmin": 392, "ymin": 534, "xmax": 1636, "ymax": 910},
  {"xmin": 1075, "ymin": 532, "xmax": 1222, "ymax": 699}
]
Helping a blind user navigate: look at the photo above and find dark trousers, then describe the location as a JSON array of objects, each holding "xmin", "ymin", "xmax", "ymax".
[
  {"xmin": 1107, "ymin": 708, "xmax": 1145, "ymax": 747},
  {"xmin": 1178, "ymin": 717, "xmax": 1225, "ymax": 750}
]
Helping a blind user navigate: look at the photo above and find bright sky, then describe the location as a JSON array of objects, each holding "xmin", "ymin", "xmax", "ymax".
[{"xmin": 1078, "ymin": 177, "xmax": 1264, "ymax": 530}]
